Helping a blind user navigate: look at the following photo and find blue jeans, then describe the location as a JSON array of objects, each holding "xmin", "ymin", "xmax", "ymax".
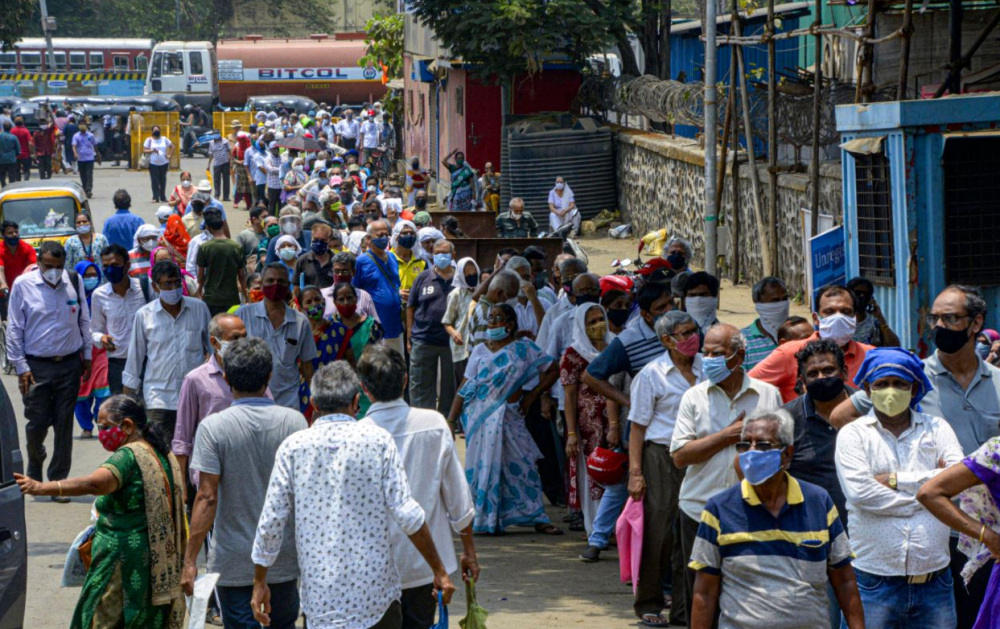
[
  {"xmin": 588, "ymin": 480, "xmax": 628, "ymax": 549},
  {"xmin": 216, "ymin": 579, "xmax": 300, "ymax": 629},
  {"xmin": 846, "ymin": 568, "xmax": 956, "ymax": 629}
]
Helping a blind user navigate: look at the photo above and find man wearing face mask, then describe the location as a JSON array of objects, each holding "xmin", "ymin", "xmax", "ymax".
[
  {"xmin": 353, "ymin": 219, "xmax": 405, "ymax": 355},
  {"xmin": 508, "ymin": 256, "xmax": 548, "ymax": 338},
  {"xmin": 196, "ymin": 209, "xmax": 248, "ymax": 315},
  {"xmin": 742, "ymin": 276, "xmax": 790, "ymax": 370},
  {"xmin": 835, "ymin": 347, "xmax": 963, "ymax": 629},
  {"xmin": 292, "ymin": 222, "xmax": 337, "ymax": 296},
  {"xmin": 335, "ymin": 110, "xmax": 359, "ymax": 150},
  {"xmin": 681, "ymin": 272, "xmax": 721, "ymax": 334},
  {"xmin": 407, "ymin": 188, "xmax": 430, "ymax": 216},
  {"xmin": 535, "ymin": 257, "xmax": 589, "ymax": 352},
  {"xmin": 689, "ymin": 409, "xmax": 863, "ymax": 629},
  {"xmin": 6, "ymin": 241, "xmax": 92, "ymax": 502},
  {"xmin": 496, "ymin": 197, "xmax": 538, "ymax": 238},
  {"xmin": 750, "ymin": 285, "xmax": 874, "ymax": 403},
  {"xmin": 123, "ymin": 260, "xmax": 212, "ymax": 442},
  {"xmin": 406, "ymin": 239, "xmax": 458, "ymax": 414},
  {"xmin": 264, "ymin": 141, "xmax": 285, "ymax": 214},
  {"xmin": 671, "ymin": 324, "xmax": 782, "ymax": 619},
  {"xmin": 662, "ymin": 237, "xmax": 692, "ymax": 274}
]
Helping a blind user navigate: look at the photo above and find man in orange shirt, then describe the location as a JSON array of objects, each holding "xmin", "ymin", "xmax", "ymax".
[{"xmin": 749, "ymin": 285, "xmax": 873, "ymax": 403}]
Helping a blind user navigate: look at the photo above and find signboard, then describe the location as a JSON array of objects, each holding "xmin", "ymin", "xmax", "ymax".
[
  {"xmin": 47, "ymin": 80, "xmax": 67, "ymax": 88},
  {"xmin": 810, "ymin": 225, "xmax": 846, "ymax": 308},
  {"xmin": 218, "ymin": 59, "xmax": 244, "ymax": 82},
  {"xmin": 217, "ymin": 66, "xmax": 383, "ymax": 82}
]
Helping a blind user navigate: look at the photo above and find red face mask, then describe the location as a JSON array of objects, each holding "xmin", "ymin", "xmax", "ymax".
[
  {"xmin": 674, "ymin": 334, "xmax": 701, "ymax": 357},
  {"xmin": 336, "ymin": 303, "xmax": 357, "ymax": 319},
  {"xmin": 248, "ymin": 289, "xmax": 264, "ymax": 303},
  {"xmin": 98, "ymin": 424, "xmax": 129, "ymax": 452},
  {"xmin": 263, "ymin": 283, "xmax": 290, "ymax": 303}
]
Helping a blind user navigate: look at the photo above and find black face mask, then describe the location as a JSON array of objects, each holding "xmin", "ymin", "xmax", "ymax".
[
  {"xmin": 575, "ymin": 294, "xmax": 599, "ymax": 306},
  {"xmin": 415, "ymin": 198, "xmax": 427, "ymax": 208},
  {"xmin": 934, "ymin": 325, "xmax": 973, "ymax": 354},
  {"xmin": 805, "ymin": 376, "xmax": 845, "ymax": 402},
  {"xmin": 464, "ymin": 273, "xmax": 479, "ymax": 287},
  {"xmin": 607, "ymin": 308, "xmax": 630, "ymax": 328},
  {"xmin": 533, "ymin": 272, "xmax": 548, "ymax": 290}
]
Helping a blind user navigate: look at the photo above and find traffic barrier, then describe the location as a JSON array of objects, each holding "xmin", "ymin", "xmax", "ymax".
[
  {"xmin": 0, "ymin": 72, "xmax": 144, "ymax": 81},
  {"xmin": 129, "ymin": 112, "xmax": 181, "ymax": 171},
  {"xmin": 213, "ymin": 111, "xmax": 254, "ymax": 134}
]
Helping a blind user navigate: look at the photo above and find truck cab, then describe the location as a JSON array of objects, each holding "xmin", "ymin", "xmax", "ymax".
[
  {"xmin": 144, "ymin": 41, "xmax": 217, "ymax": 109},
  {"xmin": 0, "ymin": 379, "xmax": 26, "ymax": 629}
]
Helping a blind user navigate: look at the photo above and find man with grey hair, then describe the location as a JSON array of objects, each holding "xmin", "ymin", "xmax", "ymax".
[
  {"xmin": 183, "ymin": 337, "xmax": 307, "ymax": 627},
  {"xmin": 671, "ymin": 323, "xmax": 782, "ymax": 620},
  {"xmin": 407, "ymin": 239, "xmax": 457, "ymax": 413},
  {"xmin": 359, "ymin": 346, "xmax": 480, "ymax": 627},
  {"xmin": 322, "ymin": 250, "xmax": 379, "ymax": 320},
  {"xmin": 536, "ymin": 257, "xmax": 588, "ymax": 351},
  {"xmin": 467, "ymin": 269, "xmax": 521, "ymax": 349},
  {"xmin": 741, "ymin": 276, "xmax": 790, "ymax": 370},
  {"xmin": 506, "ymin": 255, "xmax": 545, "ymax": 337},
  {"xmin": 663, "ymin": 236, "xmax": 693, "ymax": 273},
  {"xmin": 496, "ymin": 197, "xmax": 538, "ymax": 238},
  {"xmin": 688, "ymin": 408, "xmax": 863, "ymax": 629},
  {"xmin": 252, "ymin": 361, "xmax": 456, "ymax": 628},
  {"xmin": 353, "ymin": 217, "xmax": 405, "ymax": 354}
]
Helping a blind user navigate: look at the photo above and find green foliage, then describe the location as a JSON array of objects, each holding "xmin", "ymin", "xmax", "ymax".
[
  {"xmin": 359, "ymin": 12, "xmax": 403, "ymax": 80},
  {"xmin": 0, "ymin": 0, "xmax": 38, "ymax": 52}
]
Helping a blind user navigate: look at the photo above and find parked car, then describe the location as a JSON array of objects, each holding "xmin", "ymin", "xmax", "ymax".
[
  {"xmin": 0, "ymin": 180, "xmax": 92, "ymax": 250},
  {"xmin": 0, "ymin": 378, "xmax": 26, "ymax": 629},
  {"xmin": 244, "ymin": 95, "xmax": 318, "ymax": 115}
]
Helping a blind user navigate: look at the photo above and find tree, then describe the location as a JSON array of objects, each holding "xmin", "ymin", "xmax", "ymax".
[
  {"xmin": 359, "ymin": 12, "xmax": 403, "ymax": 114},
  {"xmin": 0, "ymin": 0, "xmax": 37, "ymax": 52}
]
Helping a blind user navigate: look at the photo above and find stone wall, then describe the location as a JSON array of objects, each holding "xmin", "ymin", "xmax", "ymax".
[{"xmin": 616, "ymin": 129, "xmax": 843, "ymax": 295}]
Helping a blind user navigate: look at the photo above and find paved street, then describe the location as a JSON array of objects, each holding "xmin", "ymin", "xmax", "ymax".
[{"xmin": 14, "ymin": 159, "xmax": 639, "ymax": 628}]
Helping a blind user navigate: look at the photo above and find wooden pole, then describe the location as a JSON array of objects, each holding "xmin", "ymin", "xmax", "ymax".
[
  {"xmin": 898, "ymin": 0, "xmax": 915, "ymax": 100},
  {"xmin": 767, "ymin": 0, "xmax": 778, "ymax": 276},
  {"xmin": 717, "ymin": 88, "xmax": 733, "ymax": 209},
  {"xmin": 810, "ymin": 10, "xmax": 823, "ymax": 239}
]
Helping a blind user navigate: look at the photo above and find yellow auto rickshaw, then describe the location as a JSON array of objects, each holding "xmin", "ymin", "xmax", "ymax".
[{"xmin": 0, "ymin": 180, "xmax": 91, "ymax": 250}]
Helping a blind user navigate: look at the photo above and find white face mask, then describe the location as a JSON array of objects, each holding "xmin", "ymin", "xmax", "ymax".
[
  {"xmin": 555, "ymin": 182, "xmax": 565, "ymax": 191},
  {"xmin": 141, "ymin": 239, "xmax": 157, "ymax": 252},
  {"xmin": 159, "ymin": 287, "xmax": 183, "ymax": 305},
  {"xmin": 212, "ymin": 337, "xmax": 233, "ymax": 358},
  {"xmin": 76, "ymin": 224, "xmax": 91, "ymax": 235},
  {"xmin": 42, "ymin": 268, "xmax": 62, "ymax": 285},
  {"xmin": 685, "ymin": 296, "xmax": 719, "ymax": 331},
  {"xmin": 818, "ymin": 313, "xmax": 857, "ymax": 345},
  {"xmin": 182, "ymin": 180, "xmax": 192, "ymax": 188},
  {"xmin": 755, "ymin": 300, "xmax": 790, "ymax": 339},
  {"xmin": 281, "ymin": 222, "xmax": 298, "ymax": 235}
]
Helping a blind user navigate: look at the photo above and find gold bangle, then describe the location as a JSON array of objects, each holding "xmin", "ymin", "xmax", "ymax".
[
  {"xmin": 57, "ymin": 481, "xmax": 63, "ymax": 498},
  {"xmin": 567, "ymin": 431, "xmax": 577, "ymax": 437},
  {"xmin": 980, "ymin": 524, "xmax": 987, "ymax": 543}
]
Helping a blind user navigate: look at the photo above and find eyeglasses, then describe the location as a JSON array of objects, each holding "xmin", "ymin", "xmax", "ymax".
[
  {"xmin": 925, "ymin": 313, "xmax": 971, "ymax": 327},
  {"xmin": 735, "ymin": 441, "xmax": 782, "ymax": 453}
]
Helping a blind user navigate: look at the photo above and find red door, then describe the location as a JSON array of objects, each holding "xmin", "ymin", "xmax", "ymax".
[{"xmin": 464, "ymin": 79, "xmax": 501, "ymax": 170}]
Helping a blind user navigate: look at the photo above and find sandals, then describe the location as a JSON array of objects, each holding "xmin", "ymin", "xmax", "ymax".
[
  {"xmin": 641, "ymin": 613, "xmax": 670, "ymax": 627},
  {"xmin": 534, "ymin": 523, "xmax": 564, "ymax": 536}
]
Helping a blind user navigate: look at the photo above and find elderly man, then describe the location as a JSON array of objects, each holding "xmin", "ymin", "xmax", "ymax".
[
  {"xmin": 183, "ymin": 338, "xmax": 307, "ymax": 629},
  {"xmin": 496, "ymin": 197, "xmax": 538, "ymax": 238},
  {"xmin": 407, "ymin": 239, "xmax": 458, "ymax": 414},
  {"xmin": 507, "ymin": 255, "xmax": 547, "ymax": 338},
  {"xmin": 535, "ymin": 257, "xmax": 588, "ymax": 350},
  {"xmin": 671, "ymin": 323, "xmax": 783, "ymax": 619},
  {"xmin": 751, "ymin": 285, "xmax": 874, "ymax": 403},
  {"xmin": 321, "ymin": 251, "xmax": 378, "ymax": 320},
  {"xmin": 353, "ymin": 218, "xmax": 404, "ymax": 354},
  {"xmin": 742, "ymin": 276, "xmax": 790, "ymax": 370},
  {"xmin": 466, "ymin": 269, "xmax": 521, "ymax": 350},
  {"xmin": 622, "ymin": 311, "xmax": 704, "ymax": 625},
  {"xmin": 689, "ymin": 409, "xmax": 864, "ymax": 629},
  {"xmin": 662, "ymin": 236, "xmax": 693, "ymax": 273},
  {"xmin": 835, "ymin": 347, "xmax": 964, "ymax": 629},
  {"xmin": 292, "ymin": 221, "xmax": 337, "ymax": 293},
  {"xmin": 359, "ymin": 347, "xmax": 479, "ymax": 627},
  {"xmin": 251, "ymin": 362, "xmax": 455, "ymax": 628}
]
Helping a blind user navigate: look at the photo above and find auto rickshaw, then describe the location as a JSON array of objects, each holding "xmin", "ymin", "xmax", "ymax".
[{"xmin": 0, "ymin": 180, "xmax": 91, "ymax": 250}]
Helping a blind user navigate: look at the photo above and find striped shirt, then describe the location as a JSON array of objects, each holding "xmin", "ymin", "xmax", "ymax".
[
  {"xmin": 467, "ymin": 298, "xmax": 494, "ymax": 348},
  {"xmin": 741, "ymin": 319, "xmax": 778, "ymax": 371},
  {"xmin": 689, "ymin": 475, "xmax": 853, "ymax": 629},
  {"xmin": 586, "ymin": 315, "xmax": 663, "ymax": 380},
  {"xmin": 265, "ymin": 153, "xmax": 284, "ymax": 190},
  {"xmin": 209, "ymin": 138, "xmax": 231, "ymax": 166}
]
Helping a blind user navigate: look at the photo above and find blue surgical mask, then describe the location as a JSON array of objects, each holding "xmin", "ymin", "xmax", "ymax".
[
  {"xmin": 977, "ymin": 342, "xmax": 991, "ymax": 360},
  {"xmin": 703, "ymin": 353, "xmax": 736, "ymax": 384},
  {"xmin": 486, "ymin": 326, "xmax": 509, "ymax": 341},
  {"xmin": 433, "ymin": 253, "xmax": 452, "ymax": 269},
  {"xmin": 738, "ymin": 449, "xmax": 785, "ymax": 485},
  {"xmin": 83, "ymin": 277, "xmax": 100, "ymax": 291}
]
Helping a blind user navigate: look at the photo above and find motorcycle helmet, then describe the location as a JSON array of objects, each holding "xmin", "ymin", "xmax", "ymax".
[{"xmin": 586, "ymin": 447, "xmax": 628, "ymax": 486}]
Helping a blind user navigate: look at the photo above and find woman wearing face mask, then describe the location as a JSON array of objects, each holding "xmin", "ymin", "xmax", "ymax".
[
  {"xmin": 389, "ymin": 219, "xmax": 426, "ymax": 304},
  {"xmin": 976, "ymin": 329, "xmax": 1000, "ymax": 363},
  {"xmin": 274, "ymin": 235, "xmax": 302, "ymax": 282},
  {"xmin": 295, "ymin": 285, "xmax": 352, "ymax": 423},
  {"xmin": 168, "ymin": 171, "xmax": 196, "ymax": 214},
  {"xmin": 143, "ymin": 125, "xmax": 173, "ymax": 203},
  {"xmin": 128, "ymin": 224, "xmax": 161, "ymax": 278},
  {"xmin": 416, "ymin": 226, "xmax": 444, "ymax": 264},
  {"xmin": 602, "ymin": 289, "xmax": 633, "ymax": 335},
  {"xmin": 442, "ymin": 149, "xmax": 477, "ymax": 212},
  {"xmin": 443, "ymin": 257, "xmax": 481, "ymax": 397},
  {"xmin": 149, "ymin": 246, "xmax": 198, "ymax": 296},
  {"xmin": 15, "ymin": 395, "xmax": 187, "ymax": 629},
  {"xmin": 282, "ymin": 157, "xmax": 308, "ymax": 204},
  {"xmin": 448, "ymin": 304, "xmax": 564, "ymax": 535},
  {"xmin": 232, "ymin": 131, "xmax": 254, "ymax": 210},
  {"xmin": 73, "ymin": 261, "xmax": 111, "ymax": 439},
  {"xmin": 65, "ymin": 213, "xmax": 109, "ymax": 270},
  {"xmin": 329, "ymin": 282, "xmax": 384, "ymax": 418},
  {"xmin": 548, "ymin": 176, "xmax": 581, "ymax": 237},
  {"xmin": 847, "ymin": 276, "xmax": 901, "ymax": 347}
]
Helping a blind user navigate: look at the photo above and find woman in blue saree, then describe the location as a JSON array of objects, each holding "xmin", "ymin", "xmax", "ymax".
[{"xmin": 448, "ymin": 303, "xmax": 563, "ymax": 535}]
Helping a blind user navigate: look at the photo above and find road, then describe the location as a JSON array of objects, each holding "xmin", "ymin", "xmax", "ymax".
[{"xmin": 14, "ymin": 159, "xmax": 642, "ymax": 628}]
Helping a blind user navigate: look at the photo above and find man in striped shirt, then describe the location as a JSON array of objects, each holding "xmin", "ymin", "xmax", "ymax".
[{"xmin": 207, "ymin": 131, "xmax": 231, "ymax": 203}]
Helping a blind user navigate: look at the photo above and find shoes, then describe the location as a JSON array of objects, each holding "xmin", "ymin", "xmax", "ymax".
[
  {"xmin": 580, "ymin": 546, "xmax": 602, "ymax": 562},
  {"xmin": 80, "ymin": 430, "xmax": 93, "ymax": 439}
]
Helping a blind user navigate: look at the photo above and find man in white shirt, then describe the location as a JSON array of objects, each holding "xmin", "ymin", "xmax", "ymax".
[
  {"xmin": 251, "ymin": 361, "xmax": 455, "ymax": 628},
  {"xmin": 506, "ymin": 256, "xmax": 546, "ymax": 338},
  {"xmin": 359, "ymin": 115, "xmax": 381, "ymax": 166},
  {"xmin": 358, "ymin": 346, "xmax": 479, "ymax": 627},
  {"xmin": 670, "ymin": 323, "xmax": 783, "ymax": 619},
  {"xmin": 835, "ymin": 347, "xmax": 963, "ymax": 628},
  {"xmin": 335, "ymin": 110, "xmax": 359, "ymax": 150},
  {"xmin": 91, "ymin": 243, "xmax": 152, "ymax": 394}
]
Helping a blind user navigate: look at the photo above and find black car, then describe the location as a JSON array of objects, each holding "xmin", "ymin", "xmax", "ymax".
[
  {"xmin": 244, "ymin": 95, "xmax": 319, "ymax": 115},
  {"xmin": 0, "ymin": 380, "xmax": 26, "ymax": 629}
]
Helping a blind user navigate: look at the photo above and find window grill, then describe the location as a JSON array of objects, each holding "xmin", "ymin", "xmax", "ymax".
[
  {"xmin": 854, "ymin": 151, "xmax": 895, "ymax": 285},
  {"xmin": 943, "ymin": 136, "xmax": 1000, "ymax": 285}
]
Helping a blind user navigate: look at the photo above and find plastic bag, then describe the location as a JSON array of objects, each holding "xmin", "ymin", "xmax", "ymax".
[
  {"xmin": 609, "ymin": 224, "xmax": 632, "ymax": 239},
  {"xmin": 616, "ymin": 497, "xmax": 644, "ymax": 595},
  {"xmin": 185, "ymin": 572, "xmax": 221, "ymax": 629},
  {"xmin": 61, "ymin": 525, "xmax": 95, "ymax": 588},
  {"xmin": 430, "ymin": 590, "xmax": 449, "ymax": 629},
  {"xmin": 458, "ymin": 578, "xmax": 488, "ymax": 629}
]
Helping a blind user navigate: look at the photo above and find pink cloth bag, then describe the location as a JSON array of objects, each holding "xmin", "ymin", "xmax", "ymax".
[{"xmin": 616, "ymin": 497, "xmax": 644, "ymax": 594}]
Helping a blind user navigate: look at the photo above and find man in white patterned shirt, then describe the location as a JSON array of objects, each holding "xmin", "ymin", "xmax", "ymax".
[
  {"xmin": 836, "ymin": 347, "xmax": 963, "ymax": 629},
  {"xmin": 252, "ymin": 361, "xmax": 455, "ymax": 629}
]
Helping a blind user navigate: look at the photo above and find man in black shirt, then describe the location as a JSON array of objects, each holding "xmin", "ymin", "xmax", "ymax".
[
  {"xmin": 406, "ymin": 239, "xmax": 456, "ymax": 415},
  {"xmin": 292, "ymin": 222, "xmax": 336, "ymax": 297}
]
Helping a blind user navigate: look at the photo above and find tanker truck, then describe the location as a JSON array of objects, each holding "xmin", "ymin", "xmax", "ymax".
[{"xmin": 143, "ymin": 34, "xmax": 386, "ymax": 110}]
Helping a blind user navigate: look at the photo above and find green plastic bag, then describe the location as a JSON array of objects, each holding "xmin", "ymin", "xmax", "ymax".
[{"xmin": 459, "ymin": 578, "xmax": 488, "ymax": 629}]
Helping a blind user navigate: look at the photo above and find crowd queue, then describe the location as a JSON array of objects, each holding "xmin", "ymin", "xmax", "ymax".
[{"xmin": 2, "ymin": 114, "xmax": 1000, "ymax": 629}]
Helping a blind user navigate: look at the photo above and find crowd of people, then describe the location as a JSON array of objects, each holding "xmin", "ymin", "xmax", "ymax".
[{"xmin": 3, "ymin": 116, "xmax": 1000, "ymax": 629}]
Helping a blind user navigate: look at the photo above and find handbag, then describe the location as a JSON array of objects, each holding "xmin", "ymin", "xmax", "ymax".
[
  {"xmin": 138, "ymin": 153, "xmax": 150, "ymax": 169},
  {"xmin": 62, "ymin": 525, "xmax": 95, "ymax": 587},
  {"xmin": 430, "ymin": 591, "xmax": 448, "ymax": 629},
  {"xmin": 458, "ymin": 578, "xmax": 488, "ymax": 629}
]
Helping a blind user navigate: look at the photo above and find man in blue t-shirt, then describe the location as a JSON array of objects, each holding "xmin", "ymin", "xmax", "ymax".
[
  {"xmin": 102, "ymin": 189, "xmax": 145, "ymax": 250},
  {"xmin": 353, "ymin": 219, "xmax": 403, "ymax": 352}
]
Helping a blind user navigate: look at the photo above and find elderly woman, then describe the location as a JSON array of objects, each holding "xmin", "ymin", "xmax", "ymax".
[
  {"xmin": 282, "ymin": 157, "xmax": 308, "ymax": 204},
  {"xmin": 662, "ymin": 236, "xmax": 693, "ymax": 273},
  {"xmin": 416, "ymin": 226, "xmax": 444, "ymax": 265},
  {"xmin": 442, "ymin": 149, "xmax": 477, "ymax": 212},
  {"xmin": 65, "ymin": 213, "xmax": 110, "ymax": 269},
  {"xmin": 15, "ymin": 395, "xmax": 187, "ymax": 629},
  {"xmin": 442, "ymin": 256, "xmax": 481, "ymax": 393},
  {"xmin": 149, "ymin": 246, "xmax": 198, "ymax": 296},
  {"xmin": 448, "ymin": 303, "xmax": 563, "ymax": 535},
  {"xmin": 548, "ymin": 176, "xmax": 580, "ymax": 236},
  {"xmin": 128, "ymin": 224, "xmax": 161, "ymax": 278},
  {"xmin": 274, "ymin": 235, "xmax": 302, "ymax": 281}
]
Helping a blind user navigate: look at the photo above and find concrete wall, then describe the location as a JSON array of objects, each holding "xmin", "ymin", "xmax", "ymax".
[{"xmin": 616, "ymin": 129, "xmax": 842, "ymax": 295}]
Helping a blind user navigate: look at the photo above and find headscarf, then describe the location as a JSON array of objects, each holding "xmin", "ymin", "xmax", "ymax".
[
  {"xmin": 132, "ymin": 224, "xmax": 161, "ymax": 251},
  {"xmin": 275, "ymin": 234, "xmax": 303, "ymax": 254},
  {"xmin": 416, "ymin": 227, "xmax": 444, "ymax": 263},
  {"xmin": 413, "ymin": 211, "xmax": 431, "ymax": 228},
  {"xmin": 453, "ymin": 256, "xmax": 480, "ymax": 291},
  {"xmin": 570, "ymin": 303, "xmax": 612, "ymax": 363},
  {"xmin": 235, "ymin": 132, "xmax": 251, "ymax": 160},
  {"xmin": 981, "ymin": 329, "xmax": 1000, "ymax": 344},
  {"xmin": 853, "ymin": 347, "xmax": 933, "ymax": 408},
  {"xmin": 162, "ymin": 215, "xmax": 190, "ymax": 258},
  {"xmin": 391, "ymin": 219, "xmax": 417, "ymax": 248},
  {"xmin": 347, "ymin": 231, "xmax": 367, "ymax": 255},
  {"xmin": 75, "ymin": 260, "xmax": 101, "ymax": 307}
]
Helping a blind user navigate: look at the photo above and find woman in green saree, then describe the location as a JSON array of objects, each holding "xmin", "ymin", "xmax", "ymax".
[{"xmin": 15, "ymin": 395, "xmax": 187, "ymax": 629}]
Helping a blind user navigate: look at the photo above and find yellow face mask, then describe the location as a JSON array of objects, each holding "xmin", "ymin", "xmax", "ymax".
[{"xmin": 871, "ymin": 387, "xmax": 912, "ymax": 417}]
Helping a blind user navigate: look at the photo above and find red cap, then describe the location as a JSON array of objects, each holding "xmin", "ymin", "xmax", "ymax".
[
  {"xmin": 303, "ymin": 132, "xmax": 314, "ymax": 139},
  {"xmin": 600, "ymin": 275, "xmax": 633, "ymax": 294},
  {"xmin": 637, "ymin": 257, "xmax": 672, "ymax": 276}
]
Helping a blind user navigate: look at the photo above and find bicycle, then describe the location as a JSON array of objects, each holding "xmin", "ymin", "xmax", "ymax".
[{"xmin": 371, "ymin": 146, "xmax": 393, "ymax": 183}]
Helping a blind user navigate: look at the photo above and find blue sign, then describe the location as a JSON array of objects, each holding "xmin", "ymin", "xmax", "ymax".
[{"xmin": 810, "ymin": 226, "xmax": 846, "ymax": 307}]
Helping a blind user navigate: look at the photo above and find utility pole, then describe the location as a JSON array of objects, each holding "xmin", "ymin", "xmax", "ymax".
[
  {"xmin": 176, "ymin": 0, "xmax": 181, "ymax": 33},
  {"xmin": 38, "ymin": 0, "xmax": 57, "ymax": 71},
  {"xmin": 704, "ymin": 0, "xmax": 719, "ymax": 275}
]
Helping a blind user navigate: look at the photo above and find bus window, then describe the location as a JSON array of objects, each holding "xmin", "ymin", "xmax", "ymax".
[
  {"xmin": 150, "ymin": 52, "xmax": 162, "ymax": 78},
  {"xmin": 19, "ymin": 52, "xmax": 42, "ymax": 72},
  {"xmin": 136, "ymin": 55, "xmax": 148, "ymax": 72},
  {"xmin": 69, "ymin": 52, "xmax": 87, "ymax": 71},
  {"xmin": 113, "ymin": 55, "xmax": 130, "ymax": 71},
  {"xmin": 164, "ymin": 52, "xmax": 184, "ymax": 75},
  {"xmin": 48, "ymin": 51, "xmax": 67, "ymax": 71},
  {"xmin": 89, "ymin": 52, "xmax": 105, "ymax": 71},
  {"xmin": 189, "ymin": 52, "xmax": 203, "ymax": 75},
  {"xmin": 0, "ymin": 53, "xmax": 16, "ymax": 72}
]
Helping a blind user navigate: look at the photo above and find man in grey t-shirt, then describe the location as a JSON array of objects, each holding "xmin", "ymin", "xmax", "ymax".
[{"xmin": 181, "ymin": 337, "xmax": 308, "ymax": 629}]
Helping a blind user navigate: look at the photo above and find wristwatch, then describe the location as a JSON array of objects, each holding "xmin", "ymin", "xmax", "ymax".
[{"xmin": 888, "ymin": 472, "xmax": 898, "ymax": 491}]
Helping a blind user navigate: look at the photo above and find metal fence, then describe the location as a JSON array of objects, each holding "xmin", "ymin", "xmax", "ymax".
[{"xmin": 129, "ymin": 112, "xmax": 181, "ymax": 171}]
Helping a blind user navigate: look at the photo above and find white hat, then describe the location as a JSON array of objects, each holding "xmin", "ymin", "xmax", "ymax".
[
  {"xmin": 196, "ymin": 180, "xmax": 212, "ymax": 192},
  {"xmin": 155, "ymin": 205, "xmax": 174, "ymax": 221}
]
